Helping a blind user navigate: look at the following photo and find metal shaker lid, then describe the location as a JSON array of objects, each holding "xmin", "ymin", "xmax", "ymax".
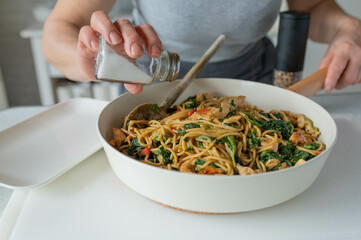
[{"xmin": 275, "ymin": 11, "xmax": 310, "ymax": 72}]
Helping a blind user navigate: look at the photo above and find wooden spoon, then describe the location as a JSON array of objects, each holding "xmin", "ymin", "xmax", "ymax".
[
  {"xmin": 286, "ymin": 66, "xmax": 328, "ymax": 97},
  {"xmin": 124, "ymin": 34, "xmax": 227, "ymax": 127}
]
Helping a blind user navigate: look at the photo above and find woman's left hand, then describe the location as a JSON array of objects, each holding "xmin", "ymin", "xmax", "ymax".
[{"xmin": 319, "ymin": 18, "xmax": 361, "ymax": 92}]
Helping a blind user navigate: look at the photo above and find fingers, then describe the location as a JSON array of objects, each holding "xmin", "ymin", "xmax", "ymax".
[
  {"xmin": 335, "ymin": 58, "xmax": 361, "ymax": 89},
  {"xmin": 114, "ymin": 19, "xmax": 143, "ymax": 58},
  {"xmin": 135, "ymin": 24, "xmax": 162, "ymax": 58},
  {"xmin": 78, "ymin": 26, "xmax": 99, "ymax": 52},
  {"xmin": 319, "ymin": 51, "xmax": 332, "ymax": 70},
  {"xmin": 90, "ymin": 10, "xmax": 122, "ymax": 45},
  {"xmin": 77, "ymin": 26, "xmax": 99, "ymax": 81},
  {"xmin": 124, "ymin": 83, "xmax": 143, "ymax": 94},
  {"xmin": 323, "ymin": 53, "xmax": 349, "ymax": 92}
]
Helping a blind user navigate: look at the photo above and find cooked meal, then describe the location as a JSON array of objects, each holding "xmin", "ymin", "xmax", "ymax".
[{"xmin": 110, "ymin": 93, "xmax": 325, "ymax": 175}]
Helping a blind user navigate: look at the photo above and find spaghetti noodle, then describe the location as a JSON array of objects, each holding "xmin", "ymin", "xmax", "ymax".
[{"xmin": 110, "ymin": 93, "xmax": 325, "ymax": 175}]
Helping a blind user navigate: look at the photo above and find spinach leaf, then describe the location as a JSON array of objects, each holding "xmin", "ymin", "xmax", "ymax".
[
  {"xmin": 244, "ymin": 113, "xmax": 264, "ymax": 127},
  {"xmin": 261, "ymin": 119, "xmax": 294, "ymax": 139},
  {"xmin": 183, "ymin": 96, "xmax": 200, "ymax": 109},
  {"xmin": 260, "ymin": 150, "xmax": 284, "ymax": 163},
  {"xmin": 226, "ymin": 136, "xmax": 237, "ymax": 166},
  {"xmin": 244, "ymin": 113, "xmax": 293, "ymax": 139},
  {"xmin": 196, "ymin": 135, "xmax": 213, "ymax": 142},
  {"xmin": 177, "ymin": 129, "xmax": 186, "ymax": 136},
  {"xmin": 209, "ymin": 163, "xmax": 220, "ymax": 168},
  {"xmin": 199, "ymin": 142, "xmax": 205, "ymax": 149},
  {"xmin": 273, "ymin": 112, "xmax": 283, "ymax": 119},
  {"xmin": 195, "ymin": 159, "xmax": 205, "ymax": 165},
  {"xmin": 247, "ymin": 131, "xmax": 262, "ymax": 149},
  {"xmin": 293, "ymin": 149, "xmax": 313, "ymax": 162},
  {"xmin": 185, "ymin": 146, "xmax": 194, "ymax": 152},
  {"xmin": 278, "ymin": 140, "xmax": 295, "ymax": 160},
  {"xmin": 127, "ymin": 138, "xmax": 144, "ymax": 155},
  {"xmin": 184, "ymin": 123, "xmax": 201, "ymax": 130},
  {"xmin": 303, "ymin": 142, "xmax": 319, "ymax": 150},
  {"xmin": 158, "ymin": 146, "xmax": 172, "ymax": 165}
]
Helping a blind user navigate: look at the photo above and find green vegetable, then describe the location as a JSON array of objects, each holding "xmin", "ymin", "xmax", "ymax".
[
  {"xmin": 185, "ymin": 146, "xmax": 194, "ymax": 152},
  {"xmin": 158, "ymin": 145, "xmax": 172, "ymax": 165},
  {"xmin": 247, "ymin": 131, "xmax": 262, "ymax": 149},
  {"xmin": 198, "ymin": 122, "xmax": 213, "ymax": 128},
  {"xmin": 183, "ymin": 96, "xmax": 200, "ymax": 109},
  {"xmin": 184, "ymin": 137, "xmax": 189, "ymax": 142},
  {"xmin": 215, "ymin": 137, "xmax": 228, "ymax": 144},
  {"xmin": 278, "ymin": 140, "xmax": 295, "ymax": 160},
  {"xmin": 293, "ymin": 149, "xmax": 313, "ymax": 162},
  {"xmin": 244, "ymin": 113, "xmax": 294, "ymax": 139},
  {"xmin": 260, "ymin": 112, "xmax": 271, "ymax": 118},
  {"xmin": 195, "ymin": 159, "xmax": 205, "ymax": 165},
  {"xmin": 219, "ymin": 107, "xmax": 223, "ymax": 112},
  {"xmin": 230, "ymin": 99, "xmax": 236, "ymax": 108},
  {"xmin": 226, "ymin": 136, "xmax": 237, "ymax": 167},
  {"xmin": 273, "ymin": 112, "xmax": 283, "ymax": 119},
  {"xmin": 209, "ymin": 163, "xmax": 220, "ymax": 168},
  {"xmin": 226, "ymin": 109, "xmax": 237, "ymax": 118},
  {"xmin": 261, "ymin": 119, "xmax": 294, "ymax": 139},
  {"xmin": 127, "ymin": 138, "xmax": 144, "ymax": 155},
  {"xmin": 162, "ymin": 133, "xmax": 167, "ymax": 142},
  {"xmin": 196, "ymin": 135, "xmax": 213, "ymax": 142},
  {"xmin": 218, "ymin": 118, "xmax": 225, "ymax": 122},
  {"xmin": 151, "ymin": 104, "xmax": 160, "ymax": 112},
  {"xmin": 184, "ymin": 123, "xmax": 201, "ymax": 130},
  {"xmin": 260, "ymin": 150, "xmax": 283, "ymax": 163},
  {"xmin": 177, "ymin": 129, "xmax": 186, "ymax": 136},
  {"xmin": 199, "ymin": 142, "xmax": 205, "ymax": 149},
  {"xmin": 285, "ymin": 160, "xmax": 292, "ymax": 167},
  {"xmin": 244, "ymin": 113, "xmax": 263, "ymax": 127},
  {"xmin": 303, "ymin": 142, "xmax": 319, "ymax": 150}
]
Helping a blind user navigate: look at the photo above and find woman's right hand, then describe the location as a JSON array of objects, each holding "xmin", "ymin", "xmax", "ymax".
[{"xmin": 77, "ymin": 10, "xmax": 162, "ymax": 94}]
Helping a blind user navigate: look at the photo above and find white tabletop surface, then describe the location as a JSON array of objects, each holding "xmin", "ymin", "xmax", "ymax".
[
  {"xmin": 0, "ymin": 106, "xmax": 48, "ymax": 216},
  {"xmin": 0, "ymin": 93, "xmax": 361, "ymax": 217}
]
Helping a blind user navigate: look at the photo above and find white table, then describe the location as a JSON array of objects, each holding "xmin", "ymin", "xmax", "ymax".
[{"xmin": 0, "ymin": 106, "xmax": 48, "ymax": 216}]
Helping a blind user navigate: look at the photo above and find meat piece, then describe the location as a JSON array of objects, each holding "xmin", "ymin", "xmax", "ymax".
[
  {"xmin": 289, "ymin": 132, "xmax": 307, "ymax": 145},
  {"xmin": 295, "ymin": 159, "xmax": 306, "ymax": 166},
  {"xmin": 198, "ymin": 167, "xmax": 224, "ymax": 175},
  {"xmin": 112, "ymin": 128, "xmax": 126, "ymax": 147},
  {"xmin": 297, "ymin": 114, "xmax": 306, "ymax": 128},
  {"xmin": 265, "ymin": 159, "xmax": 280, "ymax": 170},
  {"xmin": 236, "ymin": 164, "xmax": 256, "ymax": 175},
  {"xmin": 180, "ymin": 161, "xmax": 194, "ymax": 173},
  {"xmin": 196, "ymin": 93, "xmax": 213, "ymax": 102}
]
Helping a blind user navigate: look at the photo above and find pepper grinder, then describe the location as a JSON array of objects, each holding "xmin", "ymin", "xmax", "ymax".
[{"xmin": 274, "ymin": 11, "xmax": 310, "ymax": 88}]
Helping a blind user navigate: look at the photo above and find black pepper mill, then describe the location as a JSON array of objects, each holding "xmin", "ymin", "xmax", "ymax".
[{"xmin": 274, "ymin": 11, "xmax": 310, "ymax": 88}]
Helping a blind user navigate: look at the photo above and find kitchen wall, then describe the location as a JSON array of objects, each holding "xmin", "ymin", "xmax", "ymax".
[{"xmin": 0, "ymin": 0, "xmax": 47, "ymax": 106}]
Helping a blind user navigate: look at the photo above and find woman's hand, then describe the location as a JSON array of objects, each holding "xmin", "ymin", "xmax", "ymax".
[
  {"xmin": 319, "ymin": 18, "xmax": 361, "ymax": 92},
  {"xmin": 77, "ymin": 10, "xmax": 162, "ymax": 94}
]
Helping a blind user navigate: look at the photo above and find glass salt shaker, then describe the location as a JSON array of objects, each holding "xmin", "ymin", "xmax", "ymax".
[
  {"xmin": 95, "ymin": 35, "xmax": 180, "ymax": 84},
  {"xmin": 274, "ymin": 11, "xmax": 310, "ymax": 88}
]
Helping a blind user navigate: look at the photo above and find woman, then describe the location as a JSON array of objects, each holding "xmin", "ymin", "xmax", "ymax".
[{"xmin": 42, "ymin": 0, "xmax": 361, "ymax": 94}]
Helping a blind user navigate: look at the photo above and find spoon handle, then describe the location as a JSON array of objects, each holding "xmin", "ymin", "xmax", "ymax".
[
  {"xmin": 286, "ymin": 66, "xmax": 328, "ymax": 97},
  {"xmin": 160, "ymin": 34, "xmax": 226, "ymax": 108}
]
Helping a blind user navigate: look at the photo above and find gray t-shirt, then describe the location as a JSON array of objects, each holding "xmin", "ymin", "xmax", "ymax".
[{"xmin": 132, "ymin": 0, "xmax": 281, "ymax": 63}]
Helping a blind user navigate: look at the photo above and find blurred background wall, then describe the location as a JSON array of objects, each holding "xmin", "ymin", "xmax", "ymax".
[
  {"xmin": 0, "ymin": 0, "xmax": 360, "ymax": 108},
  {"xmin": 0, "ymin": 0, "xmax": 46, "ymax": 106}
]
